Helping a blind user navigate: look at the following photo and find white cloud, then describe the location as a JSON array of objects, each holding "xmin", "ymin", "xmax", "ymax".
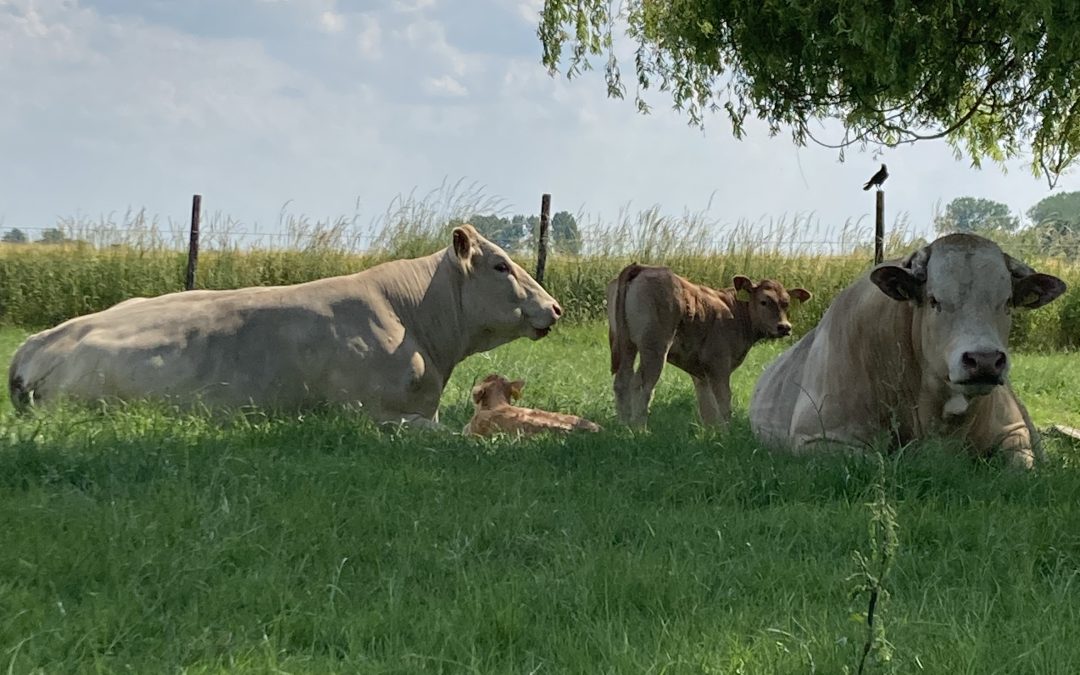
[
  {"xmin": 0, "ymin": 0, "xmax": 1063, "ymax": 246},
  {"xmin": 400, "ymin": 16, "xmax": 467, "ymax": 77},
  {"xmin": 318, "ymin": 10, "xmax": 344, "ymax": 34},
  {"xmin": 515, "ymin": 0, "xmax": 543, "ymax": 24},
  {"xmin": 424, "ymin": 74, "xmax": 467, "ymax": 97},
  {"xmin": 393, "ymin": 0, "xmax": 436, "ymax": 12},
  {"xmin": 356, "ymin": 14, "xmax": 381, "ymax": 59}
]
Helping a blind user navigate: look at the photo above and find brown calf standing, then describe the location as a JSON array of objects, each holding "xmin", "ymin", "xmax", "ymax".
[
  {"xmin": 463, "ymin": 373, "xmax": 602, "ymax": 437},
  {"xmin": 606, "ymin": 264, "xmax": 811, "ymax": 428}
]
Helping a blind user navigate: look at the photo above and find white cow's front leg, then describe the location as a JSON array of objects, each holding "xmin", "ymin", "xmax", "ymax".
[
  {"xmin": 378, "ymin": 412, "xmax": 447, "ymax": 431},
  {"xmin": 353, "ymin": 341, "xmax": 448, "ymax": 431}
]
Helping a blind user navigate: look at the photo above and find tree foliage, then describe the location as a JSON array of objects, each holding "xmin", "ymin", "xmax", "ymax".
[
  {"xmin": 934, "ymin": 197, "xmax": 1018, "ymax": 235},
  {"xmin": 37, "ymin": 228, "xmax": 67, "ymax": 244},
  {"xmin": 1025, "ymin": 191, "xmax": 1080, "ymax": 256},
  {"xmin": 1, "ymin": 228, "xmax": 28, "ymax": 243},
  {"xmin": 1027, "ymin": 191, "xmax": 1080, "ymax": 235},
  {"xmin": 538, "ymin": 0, "xmax": 1080, "ymax": 184},
  {"xmin": 463, "ymin": 212, "xmax": 582, "ymax": 255}
]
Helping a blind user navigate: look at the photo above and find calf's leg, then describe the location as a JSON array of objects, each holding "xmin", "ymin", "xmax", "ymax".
[
  {"xmin": 710, "ymin": 375, "xmax": 733, "ymax": 425},
  {"xmin": 612, "ymin": 348, "xmax": 638, "ymax": 424},
  {"xmin": 630, "ymin": 345, "xmax": 669, "ymax": 428},
  {"xmin": 693, "ymin": 375, "xmax": 721, "ymax": 425}
]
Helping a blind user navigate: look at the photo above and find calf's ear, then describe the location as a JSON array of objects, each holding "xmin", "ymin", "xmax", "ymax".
[
  {"xmin": 789, "ymin": 288, "xmax": 812, "ymax": 304},
  {"xmin": 870, "ymin": 265, "xmax": 923, "ymax": 302},
  {"xmin": 1012, "ymin": 273, "xmax": 1067, "ymax": 310},
  {"xmin": 471, "ymin": 384, "xmax": 486, "ymax": 405},
  {"xmin": 509, "ymin": 380, "xmax": 526, "ymax": 401},
  {"xmin": 733, "ymin": 275, "xmax": 754, "ymax": 302}
]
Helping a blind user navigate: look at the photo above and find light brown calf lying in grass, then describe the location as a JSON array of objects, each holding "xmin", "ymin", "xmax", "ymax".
[{"xmin": 463, "ymin": 374, "xmax": 602, "ymax": 437}]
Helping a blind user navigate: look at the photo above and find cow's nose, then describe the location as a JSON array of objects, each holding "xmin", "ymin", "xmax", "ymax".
[
  {"xmin": 551, "ymin": 302, "xmax": 563, "ymax": 318},
  {"xmin": 961, "ymin": 350, "xmax": 1007, "ymax": 380},
  {"xmin": 776, "ymin": 323, "xmax": 792, "ymax": 336}
]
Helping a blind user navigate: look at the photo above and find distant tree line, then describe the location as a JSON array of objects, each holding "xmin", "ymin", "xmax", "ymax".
[
  {"xmin": 1, "ymin": 227, "xmax": 71, "ymax": 244},
  {"xmin": 1, "ymin": 214, "xmax": 585, "ymax": 254},
  {"xmin": 450, "ymin": 211, "xmax": 582, "ymax": 255},
  {"xmin": 934, "ymin": 191, "xmax": 1080, "ymax": 256}
]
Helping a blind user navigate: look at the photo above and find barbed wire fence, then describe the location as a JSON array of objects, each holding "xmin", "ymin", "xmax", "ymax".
[{"xmin": 1, "ymin": 192, "xmax": 1074, "ymax": 274}]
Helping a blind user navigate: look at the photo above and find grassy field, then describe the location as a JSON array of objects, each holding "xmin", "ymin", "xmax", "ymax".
[{"xmin": 2, "ymin": 322, "xmax": 1080, "ymax": 673}]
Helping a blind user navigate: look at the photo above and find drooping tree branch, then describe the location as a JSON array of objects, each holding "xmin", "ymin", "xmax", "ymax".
[{"xmin": 539, "ymin": 0, "xmax": 1080, "ymax": 183}]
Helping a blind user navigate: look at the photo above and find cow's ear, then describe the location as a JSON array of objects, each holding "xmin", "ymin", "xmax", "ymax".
[
  {"xmin": 789, "ymin": 288, "xmax": 812, "ymax": 305},
  {"xmin": 452, "ymin": 225, "xmax": 476, "ymax": 262},
  {"xmin": 471, "ymin": 383, "xmax": 486, "ymax": 405},
  {"xmin": 870, "ymin": 265, "xmax": 922, "ymax": 302},
  {"xmin": 509, "ymin": 380, "xmax": 525, "ymax": 400},
  {"xmin": 1012, "ymin": 273, "xmax": 1067, "ymax": 310},
  {"xmin": 733, "ymin": 275, "xmax": 754, "ymax": 302}
]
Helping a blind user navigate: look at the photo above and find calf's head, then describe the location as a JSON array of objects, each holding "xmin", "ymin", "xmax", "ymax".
[
  {"xmin": 471, "ymin": 373, "xmax": 525, "ymax": 410},
  {"xmin": 451, "ymin": 224, "xmax": 562, "ymax": 344},
  {"xmin": 870, "ymin": 233, "xmax": 1066, "ymax": 397},
  {"xmin": 734, "ymin": 276, "xmax": 812, "ymax": 338}
]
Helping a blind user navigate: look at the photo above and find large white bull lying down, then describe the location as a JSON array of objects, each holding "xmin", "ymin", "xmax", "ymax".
[
  {"xmin": 749, "ymin": 233, "xmax": 1067, "ymax": 469},
  {"xmin": 8, "ymin": 224, "xmax": 562, "ymax": 427}
]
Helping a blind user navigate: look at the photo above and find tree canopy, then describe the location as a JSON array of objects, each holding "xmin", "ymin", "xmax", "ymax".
[
  {"xmin": 1027, "ymin": 191, "xmax": 1080, "ymax": 235},
  {"xmin": 934, "ymin": 197, "xmax": 1018, "ymax": 235},
  {"xmin": 538, "ymin": 0, "xmax": 1080, "ymax": 184},
  {"xmin": 461, "ymin": 211, "xmax": 582, "ymax": 254},
  {"xmin": 1, "ymin": 228, "xmax": 28, "ymax": 243}
]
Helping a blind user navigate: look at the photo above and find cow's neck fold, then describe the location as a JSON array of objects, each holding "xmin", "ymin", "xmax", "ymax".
[{"xmin": 381, "ymin": 250, "xmax": 469, "ymax": 378}]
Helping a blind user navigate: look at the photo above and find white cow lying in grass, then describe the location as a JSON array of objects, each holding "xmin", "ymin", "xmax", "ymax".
[
  {"xmin": 9, "ymin": 225, "xmax": 562, "ymax": 428},
  {"xmin": 749, "ymin": 233, "xmax": 1067, "ymax": 468}
]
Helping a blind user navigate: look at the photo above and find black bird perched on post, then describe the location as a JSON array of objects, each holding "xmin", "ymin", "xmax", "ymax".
[{"xmin": 862, "ymin": 163, "xmax": 888, "ymax": 191}]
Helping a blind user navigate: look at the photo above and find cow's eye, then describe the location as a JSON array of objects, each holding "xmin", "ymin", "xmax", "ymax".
[
  {"xmin": 760, "ymin": 300, "xmax": 768, "ymax": 307},
  {"xmin": 494, "ymin": 262, "xmax": 510, "ymax": 274},
  {"xmin": 928, "ymin": 295, "xmax": 941, "ymax": 311}
]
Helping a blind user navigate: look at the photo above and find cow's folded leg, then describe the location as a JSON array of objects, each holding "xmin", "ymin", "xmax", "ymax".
[
  {"xmin": 378, "ymin": 412, "xmax": 446, "ymax": 431},
  {"xmin": 989, "ymin": 420, "xmax": 1037, "ymax": 470}
]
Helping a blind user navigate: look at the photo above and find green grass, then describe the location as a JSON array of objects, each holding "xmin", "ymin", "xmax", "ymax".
[{"xmin": 2, "ymin": 323, "xmax": 1080, "ymax": 673}]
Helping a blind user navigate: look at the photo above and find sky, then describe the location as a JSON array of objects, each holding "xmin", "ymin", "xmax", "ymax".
[{"xmin": 0, "ymin": 0, "xmax": 1071, "ymax": 248}]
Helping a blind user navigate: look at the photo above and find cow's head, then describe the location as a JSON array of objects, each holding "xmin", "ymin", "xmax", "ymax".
[
  {"xmin": 471, "ymin": 373, "xmax": 525, "ymax": 410},
  {"xmin": 870, "ymin": 233, "xmax": 1066, "ymax": 397},
  {"xmin": 451, "ymin": 224, "xmax": 562, "ymax": 345},
  {"xmin": 734, "ymin": 276, "xmax": 812, "ymax": 338}
]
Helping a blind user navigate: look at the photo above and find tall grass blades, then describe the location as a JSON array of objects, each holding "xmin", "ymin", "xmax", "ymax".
[{"xmin": 1, "ymin": 185, "xmax": 1076, "ymax": 348}]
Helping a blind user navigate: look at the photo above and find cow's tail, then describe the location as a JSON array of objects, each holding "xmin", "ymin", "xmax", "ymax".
[{"xmin": 610, "ymin": 263, "xmax": 643, "ymax": 374}]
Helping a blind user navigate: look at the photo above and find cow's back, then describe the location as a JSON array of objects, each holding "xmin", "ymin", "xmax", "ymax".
[{"xmin": 9, "ymin": 275, "xmax": 388, "ymax": 410}]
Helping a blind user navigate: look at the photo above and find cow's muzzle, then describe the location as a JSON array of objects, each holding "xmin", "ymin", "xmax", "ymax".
[
  {"xmin": 958, "ymin": 349, "xmax": 1007, "ymax": 386},
  {"xmin": 527, "ymin": 302, "xmax": 562, "ymax": 339}
]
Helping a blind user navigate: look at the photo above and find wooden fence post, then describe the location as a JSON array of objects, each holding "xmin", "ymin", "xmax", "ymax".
[
  {"xmin": 874, "ymin": 190, "xmax": 885, "ymax": 265},
  {"xmin": 536, "ymin": 193, "xmax": 551, "ymax": 284},
  {"xmin": 185, "ymin": 194, "xmax": 201, "ymax": 291}
]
